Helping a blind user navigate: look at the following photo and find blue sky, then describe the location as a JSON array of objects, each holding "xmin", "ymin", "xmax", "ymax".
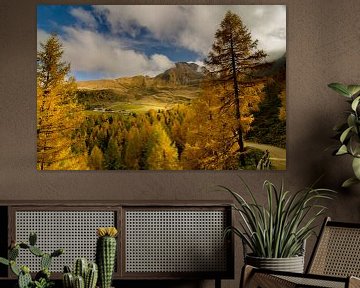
[{"xmin": 37, "ymin": 5, "xmax": 286, "ymax": 81}]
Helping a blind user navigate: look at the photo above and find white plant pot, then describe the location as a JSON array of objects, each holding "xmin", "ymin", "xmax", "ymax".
[{"xmin": 245, "ymin": 254, "xmax": 305, "ymax": 273}]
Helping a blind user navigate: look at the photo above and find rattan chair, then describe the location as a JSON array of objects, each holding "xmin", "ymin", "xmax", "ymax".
[{"xmin": 241, "ymin": 217, "xmax": 360, "ymax": 288}]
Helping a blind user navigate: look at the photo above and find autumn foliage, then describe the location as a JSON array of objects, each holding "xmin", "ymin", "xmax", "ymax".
[
  {"xmin": 37, "ymin": 34, "xmax": 87, "ymax": 170},
  {"xmin": 36, "ymin": 11, "xmax": 286, "ymax": 170}
]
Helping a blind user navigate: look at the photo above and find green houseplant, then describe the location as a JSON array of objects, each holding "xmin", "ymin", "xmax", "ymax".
[
  {"xmin": 222, "ymin": 179, "xmax": 334, "ymax": 272},
  {"xmin": 0, "ymin": 232, "xmax": 63, "ymax": 288},
  {"xmin": 328, "ymin": 83, "xmax": 360, "ymax": 187}
]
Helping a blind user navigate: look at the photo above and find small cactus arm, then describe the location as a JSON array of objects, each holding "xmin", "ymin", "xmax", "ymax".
[
  {"xmin": 74, "ymin": 275, "xmax": 85, "ymax": 288},
  {"xmin": 64, "ymin": 265, "xmax": 72, "ymax": 273},
  {"xmin": 85, "ymin": 262, "xmax": 98, "ymax": 288},
  {"xmin": 51, "ymin": 248, "xmax": 64, "ymax": 258},
  {"xmin": 29, "ymin": 232, "xmax": 37, "ymax": 246},
  {"xmin": 8, "ymin": 246, "xmax": 19, "ymax": 260},
  {"xmin": 63, "ymin": 272, "xmax": 74, "ymax": 288},
  {"xmin": 75, "ymin": 258, "xmax": 88, "ymax": 280},
  {"xmin": 10, "ymin": 260, "xmax": 20, "ymax": 276},
  {"xmin": 18, "ymin": 267, "xmax": 32, "ymax": 288},
  {"xmin": 41, "ymin": 253, "xmax": 52, "ymax": 270},
  {"xmin": 29, "ymin": 245, "xmax": 44, "ymax": 257}
]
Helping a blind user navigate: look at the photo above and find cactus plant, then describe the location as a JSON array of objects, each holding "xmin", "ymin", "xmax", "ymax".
[
  {"xmin": 0, "ymin": 232, "xmax": 63, "ymax": 288},
  {"xmin": 19, "ymin": 268, "xmax": 32, "ymax": 288},
  {"xmin": 85, "ymin": 262, "xmax": 98, "ymax": 288},
  {"xmin": 9, "ymin": 246, "xmax": 20, "ymax": 260},
  {"xmin": 63, "ymin": 272, "xmax": 74, "ymax": 288},
  {"xmin": 74, "ymin": 258, "xmax": 88, "ymax": 279},
  {"xmin": 10, "ymin": 260, "xmax": 21, "ymax": 276},
  {"xmin": 96, "ymin": 227, "xmax": 118, "ymax": 288},
  {"xmin": 40, "ymin": 253, "xmax": 52, "ymax": 270},
  {"xmin": 74, "ymin": 275, "xmax": 85, "ymax": 288},
  {"xmin": 62, "ymin": 259, "xmax": 98, "ymax": 288}
]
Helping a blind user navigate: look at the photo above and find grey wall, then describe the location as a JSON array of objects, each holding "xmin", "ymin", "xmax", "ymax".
[{"xmin": 1, "ymin": 0, "xmax": 360, "ymax": 287}]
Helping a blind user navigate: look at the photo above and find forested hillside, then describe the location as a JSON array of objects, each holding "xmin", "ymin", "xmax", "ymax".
[{"xmin": 246, "ymin": 55, "xmax": 286, "ymax": 148}]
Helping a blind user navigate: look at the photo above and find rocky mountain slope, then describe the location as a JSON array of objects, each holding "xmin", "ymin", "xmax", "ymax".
[
  {"xmin": 76, "ymin": 62, "xmax": 204, "ymax": 113},
  {"xmin": 154, "ymin": 62, "xmax": 204, "ymax": 86}
]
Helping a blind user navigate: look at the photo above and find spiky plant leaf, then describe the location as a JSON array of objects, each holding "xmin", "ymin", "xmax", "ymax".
[
  {"xmin": 342, "ymin": 177, "xmax": 360, "ymax": 187},
  {"xmin": 222, "ymin": 180, "xmax": 335, "ymax": 258},
  {"xmin": 328, "ymin": 83, "xmax": 351, "ymax": 97}
]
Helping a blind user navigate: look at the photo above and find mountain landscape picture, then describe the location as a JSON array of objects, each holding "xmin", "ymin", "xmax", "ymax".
[{"xmin": 37, "ymin": 5, "xmax": 286, "ymax": 170}]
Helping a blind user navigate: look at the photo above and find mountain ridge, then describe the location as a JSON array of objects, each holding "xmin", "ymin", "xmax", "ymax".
[
  {"xmin": 76, "ymin": 62, "xmax": 204, "ymax": 113},
  {"xmin": 154, "ymin": 62, "xmax": 204, "ymax": 86},
  {"xmin": 76, "ymin": 58, "xmax": 285, "ymax": 114},
  {"xmin": 77, "ymin": 61, "xmax": 204, "ymax": 90}
]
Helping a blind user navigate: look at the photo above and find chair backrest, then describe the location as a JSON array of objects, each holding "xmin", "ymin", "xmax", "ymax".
[{"xmin": 307, "ymin": 217, "xmax": 360, "ymax": 277}]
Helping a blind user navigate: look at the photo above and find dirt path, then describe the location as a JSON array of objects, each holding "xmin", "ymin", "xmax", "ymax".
[{"xmin": 244, "ymin": 141, "xmax": 286, "ymax": 170}]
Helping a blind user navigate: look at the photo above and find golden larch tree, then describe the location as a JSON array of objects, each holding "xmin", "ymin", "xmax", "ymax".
[
  {"xmin": 146, "ymin": 124, "xmax": 180, "ymax": 170},
  {"xmin": 182, "ymin": 82, "xmax": 238, "ymax": 169},
  {"xmin": 37, "ymin": 34, "xmax": 87, "ymax": 170},
  {"xmin": 205, "ymin": 11, "xmax": 267, "ymax": 159}
]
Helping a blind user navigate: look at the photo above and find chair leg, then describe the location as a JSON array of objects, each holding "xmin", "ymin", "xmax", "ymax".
[
  {"xmin": 349, "ymin": 276, "xmax": 360, "ymax": 288},
  {"xmin": 240, "ymin": 265, "xmax": 255, "ymax": 288},
  {"xmin": 215, "ymin": 278, "xmax": 221, "ymax": 288},
  {"xmin": 240, "ymin": 265, "xmax": 296, "ymax": 288}
]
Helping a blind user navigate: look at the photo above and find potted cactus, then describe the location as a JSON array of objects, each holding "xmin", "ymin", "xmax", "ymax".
[
  {"xmin": 96, "ymin": 227, "xmax": 118, "ymax": 288},
  {"xmin": 62, "ymin": 258, "xmax": 98, "ymax": 288},
  {"xmin": 0, "ymin": 232, "xmax": 63, "ymax": 288}
]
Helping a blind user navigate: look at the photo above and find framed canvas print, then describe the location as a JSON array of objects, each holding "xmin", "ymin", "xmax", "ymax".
[{"xmin": 37, "ymin": 5, "xmax": 286, "ymax": 170}]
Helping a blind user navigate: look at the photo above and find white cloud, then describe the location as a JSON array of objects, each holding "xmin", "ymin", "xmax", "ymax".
[
  {"xmin": 235, "ymin": 5, "xmax": 286, "ymax": 60},
  {"xmin": 37, "ymin": 28, "xmax": 174, "ymax": 78},
  {"xmin": 37, "ymin": 29, "xmax": 51, "ymax": 50},
  {"xmin": 94, "ymin": 5, "xmax": 186, "ymax": 41},
  {"xmin": 37, "ymin": 5, "xmax": 285, "ymax": 80},
  {"xmin": 93, "ymin": 5, "xmax": 286, "ymax": 60},
  {"xmin": 70, "ymin": 7, "xmax": 98, "ymax": 29},
  {"xmin": 148, "ymin": 54, "xmax": 174, "ymax": 75}
]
